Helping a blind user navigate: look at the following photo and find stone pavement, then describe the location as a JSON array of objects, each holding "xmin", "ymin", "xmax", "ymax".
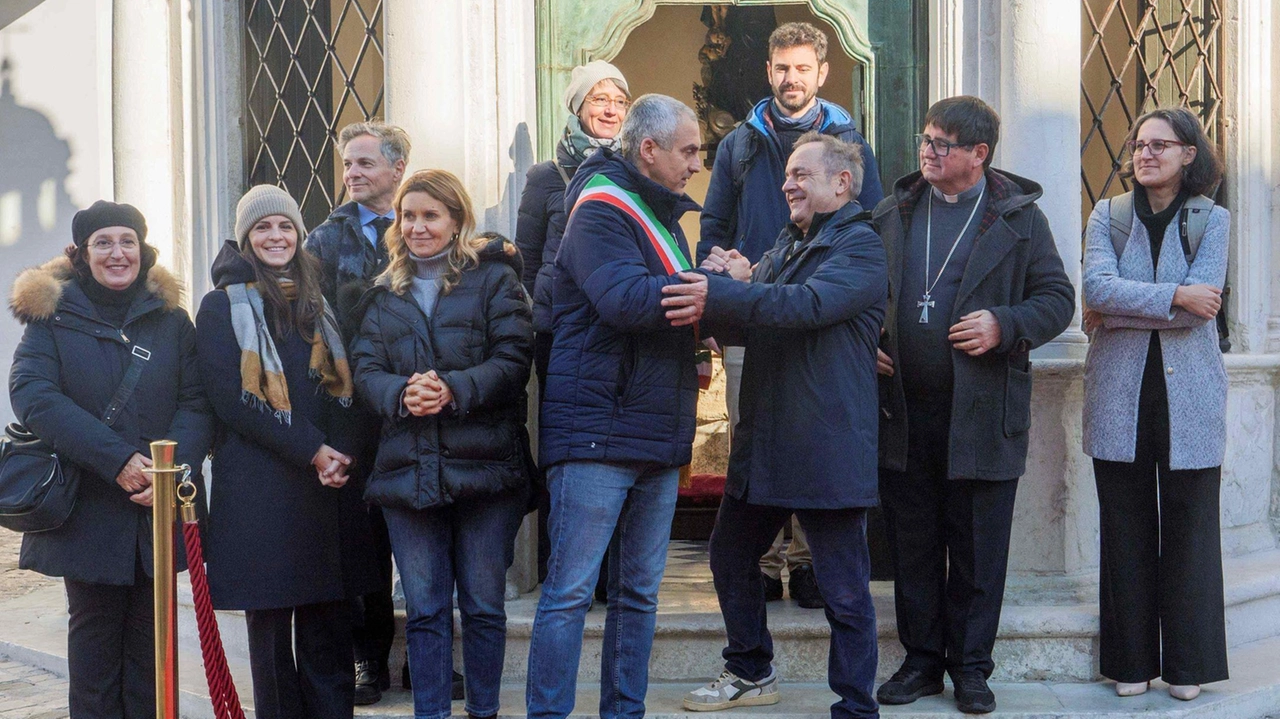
[{"xmin": 0, "ymin": 659, "xmax": 68, "ymax": 719}]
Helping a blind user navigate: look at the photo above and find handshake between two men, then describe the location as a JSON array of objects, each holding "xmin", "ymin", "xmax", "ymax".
[{"xmin": 656, "ymin": 246, "xmax": 752, "ymax": 327}]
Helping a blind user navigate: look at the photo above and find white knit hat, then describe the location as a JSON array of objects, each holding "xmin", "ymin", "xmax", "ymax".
[
  {"xmin": 563, "ymin": 60, "xmax": 630, "ymax": 114},
  {"xmin": 234, "ymin": 185, "xmax": 308, "ymax": 245}
]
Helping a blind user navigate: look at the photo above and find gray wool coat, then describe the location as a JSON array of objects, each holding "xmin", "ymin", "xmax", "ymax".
[{"xmin": 1081, "ymin": 197, "xmax": 1230, "ymax": 470}]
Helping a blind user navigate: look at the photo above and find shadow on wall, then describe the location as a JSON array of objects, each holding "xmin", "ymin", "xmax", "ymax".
[
  {"xmin": 0, "ymin": 56, "xmax": 78, "ymax": 424},
  {"xmin": 481, "ymin": 122, "xmax": 536, "ymax": 241}
]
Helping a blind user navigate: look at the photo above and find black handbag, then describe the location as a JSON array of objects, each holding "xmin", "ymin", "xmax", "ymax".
[
  {"xmin": 0, "ymin": 424, "xmax": 74, "ymax": 533},
  {"xmin": 0, "ymin": 323, "xmax": 156, "ymax": 533}
]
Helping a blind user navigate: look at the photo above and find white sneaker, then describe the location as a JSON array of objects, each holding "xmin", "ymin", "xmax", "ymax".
[{"xmin": 683, "ymin": 669, "xmax": 780, "ymax": 711}]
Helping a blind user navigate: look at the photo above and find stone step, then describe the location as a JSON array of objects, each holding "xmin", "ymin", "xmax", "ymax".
[
  {"xmin": 6, "ymin": 575, "xmax": 1280, "ymax": 718},
  {"xmin": 172, "ymin": 547, "xmax": 1280, "ymax": 685}
]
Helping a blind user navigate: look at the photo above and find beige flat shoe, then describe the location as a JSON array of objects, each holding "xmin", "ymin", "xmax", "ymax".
[
  {"xmin": 1168, "ymin": 684, "xmax": 1201, "ymax": 701},
  {"xmin": 1115, "ymin": 681, "xmax": 1149, "ymax": 697}
]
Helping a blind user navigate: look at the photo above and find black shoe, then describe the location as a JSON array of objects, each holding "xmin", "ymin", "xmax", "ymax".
[
  {"xmin": 452, "ymin": 670, "xmax": 465, "ymax": 701},
  {"xmin": 876, "ymin": 665, "xmax": 944, "ymax": 705},
  {"xmin": 788, "ymin": 564, "xmax": 825, "ymax": 609},
  {"xmin": 354, "ymin": 660, "xmax": 383, "ymax": 706},
  {"xmin": 402, "ymin": 660, "xmax": 411, "ymax": 690},
  {"xmin": 761, "ymin": 572, "xmax": 783, "ymax": 602},
  {"xmin": 953, "ymin": 672, "xmax": 996, "ymax": 714}
]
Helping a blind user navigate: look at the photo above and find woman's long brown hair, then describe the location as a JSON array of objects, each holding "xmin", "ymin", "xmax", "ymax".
[
  {"xmin": 377, "ymin": 169, "xmax": 486, "ymax": 297},
  {"xmin": 239, "ymin": 226, "xmax": 325, "ymax": 339}
]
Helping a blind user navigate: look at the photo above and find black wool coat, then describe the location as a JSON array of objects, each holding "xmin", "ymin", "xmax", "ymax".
[
  {"xmin": 703, "ymin": 201, "xmax": 888, "ymax": 509},
  {"xmin": 350, "ymin": 237, "xmax": 534, "ymax": 511},
  {"xmin": 871, "ymin": 169, "xmax": 1076, "ymax": 480},
  {"xmin": 514, "ymin": 143, "xmax": 580, "ymax": 333},
  {"xmin": 195, "ymin": 243, "xmax": 379, "ymax": 611},
  {"xmin": 9, "ymin": 257, "xmax": 213, "ymax": 585}
]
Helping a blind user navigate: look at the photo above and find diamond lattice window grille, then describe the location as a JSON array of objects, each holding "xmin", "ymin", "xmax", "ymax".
[
  {"xmin": 245, "ymin": 0, "xmax": 385, "ymax": 231},
  {"xmin": 1080, "ymin": 0, "xmax": 1224, "ymax": 217}
]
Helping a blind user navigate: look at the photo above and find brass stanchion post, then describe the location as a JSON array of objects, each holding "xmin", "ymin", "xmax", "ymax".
[{"xmin": 149, "ymin": 440, "xmax": 180, "ymax": 719}]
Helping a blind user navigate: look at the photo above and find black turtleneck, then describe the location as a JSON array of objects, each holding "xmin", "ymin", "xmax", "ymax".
[
  {"xmin": 78, "ymin": 273, "xmax": 144, "ymax": 328},
  {"xmin": 1133, "ymin": 184, "xmax": 1190, "ymax": 268}
]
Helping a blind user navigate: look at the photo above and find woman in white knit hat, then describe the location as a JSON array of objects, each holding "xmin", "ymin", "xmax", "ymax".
[
  {"xmin": 513, "ymin": 59, "xmax": 630, "ymax": 592},
  {"xmin": 195, "ymin": 184, "xmax": 379, "ymax": 719}
]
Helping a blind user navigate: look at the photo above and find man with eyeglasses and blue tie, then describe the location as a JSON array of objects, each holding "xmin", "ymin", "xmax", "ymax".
[{"xmin": 869, "ymin": 95, "xmax": 1074, "ymax": 714}]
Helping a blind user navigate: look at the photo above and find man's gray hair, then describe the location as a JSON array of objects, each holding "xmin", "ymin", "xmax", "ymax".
[
  {"xmin": 619, "ymin": 94, "xmax": 699, "ymax": 163},
  {"xmin": 337, "ymin": 121, "xmax": 412, "ymax": 166},
  {"xmin": 794, "ymin": 132, "xmax": 864, "ymax": 198}
]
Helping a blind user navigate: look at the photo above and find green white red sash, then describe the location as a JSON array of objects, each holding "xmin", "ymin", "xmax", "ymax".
[
  {"xmin": 571, "ymin": 173, "xmax": 692, "ymax": 274},
  {"xmin": 570, "ymin": 172, "xmax": 712, "ymax": 389}
]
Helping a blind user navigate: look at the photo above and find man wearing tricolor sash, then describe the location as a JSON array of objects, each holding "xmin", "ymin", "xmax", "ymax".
[{"xmin": 525, "ymin": 94, "xmax": 709, "ymax": 719}]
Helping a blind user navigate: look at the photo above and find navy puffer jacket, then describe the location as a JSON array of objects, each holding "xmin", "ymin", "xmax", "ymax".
[
  {"xmin": 350, "ymin": 237, "xmax": 534, "ymax": 510},
  {"xmin": 539, "ymin": 150, "xmax": 704, "ymax": 469}
]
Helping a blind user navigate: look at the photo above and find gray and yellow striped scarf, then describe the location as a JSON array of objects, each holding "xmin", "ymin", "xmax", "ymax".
[{"xmin": 224, "ymin": 279, "xmax": 353, "ymax": 424}]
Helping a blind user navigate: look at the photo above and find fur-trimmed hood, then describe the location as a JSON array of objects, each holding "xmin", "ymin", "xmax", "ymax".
[{"xmin": 9, "ymin": 255, "xmax": 184, "ymax": 324}]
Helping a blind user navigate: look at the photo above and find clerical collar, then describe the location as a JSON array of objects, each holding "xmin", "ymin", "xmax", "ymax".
[{"xmin": 930, "ymin": 175, "xmax": 987, "ymax": 205}]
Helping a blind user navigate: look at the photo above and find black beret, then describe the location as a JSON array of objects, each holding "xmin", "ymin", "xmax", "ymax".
[{"xmin": 72, "ymin": 200, "xmax": 148, "ymax": 247}]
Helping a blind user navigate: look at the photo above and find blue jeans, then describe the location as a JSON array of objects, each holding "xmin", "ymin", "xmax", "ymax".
[
  {"xmin": 525, "ymin": 461, "xmax": 680, "ymax": 719},
  {"xmin": 383, "ymin": 490, "xmax": 527, "ymax": 719},
  {"xmin": 710, "ymin": 494, "xmax": 879, "ymax": 719}
]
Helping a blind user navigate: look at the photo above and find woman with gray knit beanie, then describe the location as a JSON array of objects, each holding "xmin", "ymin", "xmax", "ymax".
[
  {"xmin": 349, "ymin": 169, "xmax": 533, "ymax": 719},
  {"xmin": 195, "ymin": 184, "xmax": 379, "ymax": 719}
]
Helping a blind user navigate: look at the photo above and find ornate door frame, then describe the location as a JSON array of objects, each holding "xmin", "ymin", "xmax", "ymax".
[{"xmin": 534, "ymin": 0, "xmax": 876, "ymax": 162}]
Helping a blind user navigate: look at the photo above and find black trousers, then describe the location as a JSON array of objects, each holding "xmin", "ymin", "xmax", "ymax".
[
  {"xmin": 245, "ymin": 600, "xmax": 355, "ymax": 719},
  {"xmin": 1091, "ymin": 333, "xmax": 1228, "ymax": 685},
  {"xmin": 352, "ymin": 505, "xmax": 396, "ymax": 671},
  {"xmin": 709, "ymin": 494, "xmax": 878, "ymax": 719},
  {"xmin": 65, "ymin": 564, "xmax": 154, "ymax": 719},
  {"xmin": 879, "ymin": 399, "xmax": 1019, "ymax": 680}
]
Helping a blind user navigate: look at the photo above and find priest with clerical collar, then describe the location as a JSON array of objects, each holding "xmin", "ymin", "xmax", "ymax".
[{"xmin": 868, "ymin": 95, "xmax": 1075, "ymax": 715}]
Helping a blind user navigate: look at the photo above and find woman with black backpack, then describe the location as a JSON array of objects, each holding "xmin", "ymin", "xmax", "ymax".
[{"xmin": 1082, "ymin": 107, "xmax": 1230, "ymax": 701}]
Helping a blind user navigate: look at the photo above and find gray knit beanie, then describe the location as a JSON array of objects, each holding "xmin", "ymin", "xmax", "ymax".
[
  {"xmin": 234, "ymin": 185, "xmax": 307, "ymax": 245},
  {"xmin": 563, "ymin": 60, "xmax": 630, "ymax": 114}
]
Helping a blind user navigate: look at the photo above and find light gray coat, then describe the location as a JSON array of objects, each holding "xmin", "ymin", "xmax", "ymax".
[{"xmin": 1081, "ymin": 197, "xmax": 1229, "ymax": 470}]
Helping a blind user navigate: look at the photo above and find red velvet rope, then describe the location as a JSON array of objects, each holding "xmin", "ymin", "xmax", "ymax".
[{"xmin": 182, "ymin": 520, "xmax": 247, "ymax": 719}]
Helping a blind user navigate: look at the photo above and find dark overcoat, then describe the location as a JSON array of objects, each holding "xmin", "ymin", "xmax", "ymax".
[
  {"xmin": 871, "ymin": 169, "xmax": 1075, "ymax": 480},
  {"xmin": 704, "ymin": 201, "xmax": 888, "ymax": 509},
  {"xmin": 9, "ymin": 257, "xmax": 212, "ymax": 585},
  {"xmin": 305, "ymin": 200, "xmax": 387, "ymax": 317},
  {"xmin": 195, "ymin": 242, "xmax": 378, "ymax": 611},
  {"xmin": 514, "ymin": 142, "xmax": 580, "ymax": 334},
  {"xmin": 350, "ymin": 238, "xmax": 534, "ymax": 510},
  {"xmin": 539, "ymin": 150, "xmax": 705, "ymax": 469}
]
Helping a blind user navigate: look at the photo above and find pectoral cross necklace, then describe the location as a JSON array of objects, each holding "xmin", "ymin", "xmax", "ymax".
[{"xmin": 919, "ymin": 185, "xmax": 985, "ymax": 323}]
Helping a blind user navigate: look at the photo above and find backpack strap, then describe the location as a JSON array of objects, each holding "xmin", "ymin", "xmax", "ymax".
[
  {"xmin": 1178, "ymin": 194, "xmax": 1215, "ymax": 263},
  {"xmin": 1107, "ymin": 192, "xmax": 1134, "ymax": 262}
]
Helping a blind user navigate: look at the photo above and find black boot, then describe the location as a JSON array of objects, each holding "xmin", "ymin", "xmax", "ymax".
[
  {"xmin": 452, "ymin": 670, "xmax": 466, "ymax": 701},
  {"xmin": 788, "ymin": 564, "xmax": 825, "ymax": 609},
  {"xmin": 354, "ymin": 660, "xmax": 383, "ymax": 706}
]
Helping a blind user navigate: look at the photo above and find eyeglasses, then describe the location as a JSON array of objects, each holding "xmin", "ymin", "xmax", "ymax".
[
  {"xmin": 89, "ymin": 238, "xmax": 140, "ymax": 253},
  {"xmin": 915, "ymin": 133, "xmax": 975, "ymax": 157},
  {"xmin": 1125, "ymin": 139, "xmax": 1187, "ymax": 156},
  {"xmin": 584, "ymin": 95, "xmax": 630, "ymax": 110}
]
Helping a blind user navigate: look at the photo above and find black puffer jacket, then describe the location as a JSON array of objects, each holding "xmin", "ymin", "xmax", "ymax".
[{"xmin": 350, "ymin": 237, "xmax": 534, "ymax": 510}]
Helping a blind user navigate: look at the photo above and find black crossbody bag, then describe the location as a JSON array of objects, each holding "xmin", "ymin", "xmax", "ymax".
[{"xmin": 0, "ymin": 323, "xmax": 155, "ymax": 533}]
